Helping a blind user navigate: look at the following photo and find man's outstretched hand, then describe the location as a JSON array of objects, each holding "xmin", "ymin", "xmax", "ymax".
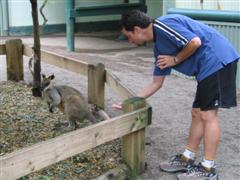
[{"xmin": 112, "ymin": 103, "xmax": 122, "ymax": 110}]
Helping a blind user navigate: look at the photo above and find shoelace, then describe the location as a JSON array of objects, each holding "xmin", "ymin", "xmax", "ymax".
[
  {"xmin": 169, "ymin": 154, "xmax": 182, "ymax": 163},
  {"xmin": 186, "ymin": 163, "xmax": 211, "ymax": 176},
  {"xmin": 169, "ymin": 154, "xmax": 188, "ymax": 166}
]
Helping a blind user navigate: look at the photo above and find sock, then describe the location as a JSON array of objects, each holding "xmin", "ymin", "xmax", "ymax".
[
  {"xmin": 182, "ymin": 147, "xmax": 197, "ymax": 160},
  {"xmin": 201, "ymin": 157, "xmax": 215, "ymax": 170}
]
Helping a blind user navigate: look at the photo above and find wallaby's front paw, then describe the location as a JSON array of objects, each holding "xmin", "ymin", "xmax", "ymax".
[
  {"xmin": 64, "ymin": 126, "xmax": 76, "ymax": 132},
  {"xmin": 52, "ymin": 122, "xmax": 69, "ymax": 131}
]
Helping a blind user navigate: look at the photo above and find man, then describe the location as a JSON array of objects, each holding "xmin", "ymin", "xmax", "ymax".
[{"xmin": 120, "ymin": 10, "xmax": 239, "ymax": 179}]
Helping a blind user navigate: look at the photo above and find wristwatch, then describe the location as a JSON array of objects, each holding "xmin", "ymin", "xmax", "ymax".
[{"xmin": 173, "ymin": 56, "xmax": 179, "ymax": 64}]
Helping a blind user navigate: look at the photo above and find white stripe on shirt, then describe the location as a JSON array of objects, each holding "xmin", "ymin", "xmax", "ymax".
[
  {"xmin": 155, "ymin": 19, "xmax": 188, "ymax": 45},
  {"xmin": 153, "ymin": 23, "xmax": 186, "ymax": 45}
]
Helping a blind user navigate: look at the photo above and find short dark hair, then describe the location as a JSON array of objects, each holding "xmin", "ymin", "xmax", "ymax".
[{"xmin": 120, "ymin": 10, "xmax": 152, "ymax": 31}]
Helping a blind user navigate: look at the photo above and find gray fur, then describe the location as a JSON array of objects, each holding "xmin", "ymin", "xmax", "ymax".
[{"xmin": 41, "ymin": 74, "xmax": 97, "ymax": 130}]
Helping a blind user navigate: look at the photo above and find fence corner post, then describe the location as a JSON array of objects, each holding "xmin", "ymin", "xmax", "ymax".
[
  {"xmin": 5, "ymin": 39, "xmax": 24, "ymax": 81},
  {"xmin": 121, "ymin": 96, "xmax": 147, "ymax": 174},
  {"xmin": 88, "ymin": 63, "xmax": 105, "ymax": 109}
]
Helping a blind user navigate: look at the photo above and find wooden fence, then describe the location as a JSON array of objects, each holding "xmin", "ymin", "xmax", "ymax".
[{"xmin": 0, "ymin": 39, "xmax": 152, "ymax": 180}]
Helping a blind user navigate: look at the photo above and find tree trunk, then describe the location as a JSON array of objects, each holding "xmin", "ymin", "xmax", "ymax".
[{"xmin": 30, "ymin": 0, "xmax": 42, "ymax": 97}]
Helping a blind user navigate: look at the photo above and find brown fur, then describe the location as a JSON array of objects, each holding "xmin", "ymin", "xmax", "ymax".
[{"xmin": 41, "ymin": 74, "xmax": 97, "ymax": 130}]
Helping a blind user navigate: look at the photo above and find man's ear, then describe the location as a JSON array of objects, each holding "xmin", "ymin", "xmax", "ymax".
[{"xmin": 134, "ymin": 26, "xmax": 141, "ymax": 33}]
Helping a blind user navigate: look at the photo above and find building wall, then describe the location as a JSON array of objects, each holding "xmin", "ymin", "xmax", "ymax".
[
  {"xmin": 3, "ymin": 0, "xmax": 239, "ymax": 31},
  {"xmin": 175, "ymin": 0, "xmax": 240, "ymax": 11},
  {"xmin": 6, "ymin": 0, "xmax": 164, "ymax": 28}
]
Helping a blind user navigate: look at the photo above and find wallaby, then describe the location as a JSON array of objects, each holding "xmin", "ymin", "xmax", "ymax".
[{"xmin": 41, "ymin": 74, "xmax": 97, "ymax": 131}]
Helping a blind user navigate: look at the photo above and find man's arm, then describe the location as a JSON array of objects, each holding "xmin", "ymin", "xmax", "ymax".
[
  {"xmin": 157, "ymin": 37, "xmax": 202, "ymax": 69},
  {"xmin": 137, "ymin": 76, "xmax": 165, "ymax": 99},
  {"xmin": 112, "ymin": 76, "xmax": 165, "ymax": 109}
]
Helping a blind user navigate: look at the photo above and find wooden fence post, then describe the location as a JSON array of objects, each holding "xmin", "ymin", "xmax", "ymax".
[
  {"xmin": 88, "ymin": 63, "xmax": 105, "ymax": 109},
  {"xmin": 5, "ymin": 39, "xmax": 23, "ymax": 81},
  {"xmin": 122, "ymin": 97, "xmax": 148, "ymax": 174}
]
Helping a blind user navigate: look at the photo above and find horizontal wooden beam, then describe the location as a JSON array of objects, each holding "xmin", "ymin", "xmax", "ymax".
[
  {"xmin": 105, "ymin": 70, "xmax": 135, "ymax": 100},
  {"xmin": 23, "ymin": 44, "xmax": 89, "ymax": 76},
  {"xmin": 0, "ymin": 44, "xmax": 6, "ymax": 55},
  {"xmin": 0, "ymin": 106, "xmax": 150, "ymax": 179}
]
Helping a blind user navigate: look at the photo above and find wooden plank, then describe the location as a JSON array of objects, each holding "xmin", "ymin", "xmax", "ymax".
[
  {"xmin": 0, "ymin": 44, "xmax": 6, "ymax": 55},
  {"xmin": 88, "ymin": 63, "xmax": 105, "ymax": 109},
  {"xmin": 122, "ymin": 97, "xmax": 148, "ymax": 174},
  {"xmin": 23, "ymin": 45, "xmax": 89, "ymax": 76},
  {"xmin": 122, "ymin": 130, "xmax": 145, "ymax": 173},
  {"xmin": 105, "ymin": 70, "xmax": 135, "ymax": 100},
  {"xmin": 5, "ymin": 39, "xmax": 24, "ymax": 81},
  {"xmin": 23, "ymin": 44, "xmax": 32, "ymax": 57},
  {"xmin": 0, "ymin": 107, "xmax": 150, "ymax": 180}
]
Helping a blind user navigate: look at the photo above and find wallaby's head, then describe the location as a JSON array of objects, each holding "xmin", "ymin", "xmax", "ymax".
[{"xmin": 41, "ymin": 74, "xmax": 55, "ymax": 91}]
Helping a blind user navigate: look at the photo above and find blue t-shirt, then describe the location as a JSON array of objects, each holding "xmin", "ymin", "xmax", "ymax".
[{"xmin": 153, "ymin": 14, "xmax": 239, "ymax": 82}]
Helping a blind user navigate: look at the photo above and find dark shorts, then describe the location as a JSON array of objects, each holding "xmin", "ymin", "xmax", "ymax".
[{"xmin": 192, "ymin": 61, "xmax": 238, "ymax": 111}]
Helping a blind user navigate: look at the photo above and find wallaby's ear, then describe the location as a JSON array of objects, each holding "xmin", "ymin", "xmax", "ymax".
[
  {"xmin": 50, "ymin": 74, "xmax": 55, "ymax": 80},
  {"xmin": 42, "ymin": 74, "xmax": 46, "ymax": 79}
]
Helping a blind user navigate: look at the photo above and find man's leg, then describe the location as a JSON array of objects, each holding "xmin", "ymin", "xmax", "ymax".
[
  {"xmin": 186, "ymin": 108, "xmax": 204, "ymax": 152},
  {"xmin": 159, "ymin": 108, "xmax": 203, "ymax": 172},
  {"xmin": 177, "ymin": 109, "xmax": 220, "ymax": 180},
  {"xmin": 200, "ymin": 109, "xmax": 220, "ymax": 160},
  {"xmin": 177, "ymin": 109, "xmax": 220, "ymax": 179},
  {"xmin": 187, "ymin": 108, "xmax": 220, "ymax": 161}
]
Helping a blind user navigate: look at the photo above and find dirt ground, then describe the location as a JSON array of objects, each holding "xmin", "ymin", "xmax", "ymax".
[{"xmin": 0, "ymin": 34, "xmax": 239, "ymax": 180}]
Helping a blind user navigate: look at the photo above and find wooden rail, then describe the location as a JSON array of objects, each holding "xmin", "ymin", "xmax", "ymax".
[
  {"xmin": 105, "ymin": 70, "xmax": 135, "ymax": 100},
  {"xmin": 23, "ymin": 45, "xmax": 89, "ymax": 76}
]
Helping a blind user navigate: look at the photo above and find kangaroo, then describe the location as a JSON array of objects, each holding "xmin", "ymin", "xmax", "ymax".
[{"xmin": 41, "ymin": 74, "xmax": 97, "ymax": 131}]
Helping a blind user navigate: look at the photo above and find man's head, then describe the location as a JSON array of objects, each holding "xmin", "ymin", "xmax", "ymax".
[{"xmin": 120, "ymin": 10, "xmax": 152, "ymax": 45}]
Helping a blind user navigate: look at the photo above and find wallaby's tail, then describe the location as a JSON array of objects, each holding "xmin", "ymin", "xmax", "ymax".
[
  {"xmin": 28, "ymin": 54, "xmax": 34, "ymax": 77},
  {"xmin": 98, "ymin": 110, "xmax": 110, "ymax": 120},
  {"xmin": 88, "ymin": 110, "xmax": 110, "ymax": 123}
]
